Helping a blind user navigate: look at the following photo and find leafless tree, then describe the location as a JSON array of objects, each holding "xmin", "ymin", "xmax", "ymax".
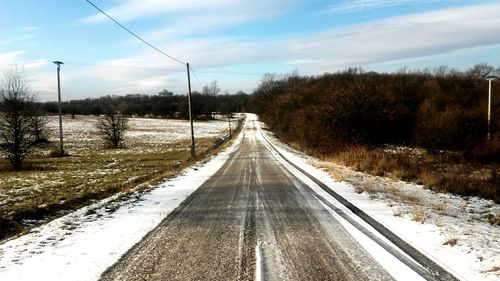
[
  {"xmin": 202, "ymin": 80, "xmax": 220, "ymax": 119},
  {"xmin": 0, "ymin": 68, "xmax": 45, "ymax": 170},
  {"xmin": 96, "ymin": 106, "xmax": 128, "ymax": 149},
  {"xmin": 466, "ymin": 63, "xmax": 496, "ymax": 79}
]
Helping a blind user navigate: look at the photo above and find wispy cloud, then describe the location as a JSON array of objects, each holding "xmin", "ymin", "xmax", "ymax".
[
  {"xmin": 23, "ymin": 59, "xmax": 48, "ymax": 70},
  {"xmin": 0, "ymin": 52, "xmax": 47, "ymax": 70},
  {"xmin": 0, "ymin": 51, "xmax": 26, "ymax": 64},
  {"xmin": 0, "ymin": 34, "xmax": 36, "ymax": 46},
  {"xmin": 327, "ymin": 0, "xmax": 443, "ymax": 14},
  {"xmin": 288, "ymin": 3, "xmax": 500, "ymax": 70},
  {"xmin": 80, "ymin": 0, "xmax": 289, "ymax": 25},
  {"xmin": 81, "ymin": 0, "xmax": 224, "ymax": 24},
  {"xmin": 22, "ymin": 26, "xmax": 40, "ymax": 31},
  {"xmin": 80, "ymin": 0, "xmax": 298, "ymax": 43}
]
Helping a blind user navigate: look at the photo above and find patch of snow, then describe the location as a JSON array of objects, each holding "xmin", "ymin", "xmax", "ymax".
[{"xmin": 255, "ymin": 241, "xmax": 263, "ymax": 281}]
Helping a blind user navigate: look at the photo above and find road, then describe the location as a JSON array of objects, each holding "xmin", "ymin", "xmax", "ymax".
[{"xmin": 100, "ymin": 116, "xmax": 395, "ymax": 281}]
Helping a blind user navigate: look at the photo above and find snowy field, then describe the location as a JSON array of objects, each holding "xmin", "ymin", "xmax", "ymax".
[{"xmin": 45, "ymin": 115, "xmax": 234, "ymax": 154}]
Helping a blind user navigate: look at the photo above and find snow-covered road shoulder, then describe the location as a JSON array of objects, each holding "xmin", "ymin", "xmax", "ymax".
[
  {"xmin": 257, "ymin": 120, "xmax": 499, "ymax": 281},
  {"xmin": 0, "ymin": 127, "xmax": 244, "ymax": 281}
]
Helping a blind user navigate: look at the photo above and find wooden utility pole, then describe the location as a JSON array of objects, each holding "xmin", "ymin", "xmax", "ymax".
[
  {"xmin": 187, "ymin": 63, "xmax": 195, "ymax": 158},
  {"xmin": 53, "ymin": 61, "xmax": 64, "ymax": 156},
  {"xmin": 486, "ymin": 77, "xmax": 495, "ymax": 140},
  {"xmin": 228, "ymin": 112, "xmax": 232, "ymax": 138}
]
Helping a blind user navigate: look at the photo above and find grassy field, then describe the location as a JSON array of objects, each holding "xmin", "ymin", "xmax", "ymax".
[{"xmin": 0, "ymin": 115, "xmax": 241, "ymax": 240}]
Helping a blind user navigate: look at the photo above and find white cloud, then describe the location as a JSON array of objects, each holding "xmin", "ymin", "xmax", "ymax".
[
  {"xmin": 23, "ymin": 59, "xmax": 48, "ymax": 70},
  {"xmin": 285, "ymin": 3, "xmax": 500, "ymax": 70},
  {"xmin": 81, "ymin": 0, "xmax": 298, "ymax": 44},
  {"xmin": 142, "ymin": 12, "xmax": 259, "ymax": 41},
  {"xmin": 0, "ymin": 53, "xmax": 49, "ymax": 88},
  {"xmin": 81, "ymin": 0, "xmax": 281, "ymax": 24},
  {"xmin": 0, "ymin": 34, "xmax": 35, "ymax": 46},
  {"xmin": 130, "ymin": 1, "xmax": 500, "ymax": 73},
  {"xmin": 22, "ymin": 26, "xmax": 40, "ymax": 31},
  {"xmin": 327, "ymin": 0, "xmax": 444, "ymax": 14},
  {"xmin": 81, "ymin": 0, "xmax": 226, "ymax": 24},
  {"xmin": 0, "ymin": 51, "xmax": 26, "ymax": 64}
]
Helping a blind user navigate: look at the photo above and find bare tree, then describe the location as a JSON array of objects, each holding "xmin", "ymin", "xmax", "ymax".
[
  {"xmin": 96, "ymin": 106, "xmax": 128, "ymax": 149},
  {"xmin": 466, "ymin": 63, "xmax": 496, "ymax": 79},
  {"xmin": 0, "ymin": 68, "xmax": 44, "ymax": 170},
  {"xmin": 202, "ymin": 80, "xmax": 220, "ymax": 119}
]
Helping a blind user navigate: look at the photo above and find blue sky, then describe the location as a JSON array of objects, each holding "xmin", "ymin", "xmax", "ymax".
[{"xmin": 1, "ymin": 0, "xmax": 500, "ymax": 101}]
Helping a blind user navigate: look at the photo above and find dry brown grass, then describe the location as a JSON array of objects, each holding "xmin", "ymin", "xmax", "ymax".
[
  {"xmin": 410, "ymin": 206, "xmax": 429, "ymax": 224},
  {"xmin": 323, "ymin": 145, "xmax": 499, "ymax": 203},
  {"xmin": 442, "ymin": 227, "xmax": 459, "ymax": 247},
  {"xmin": 486, "ymin": 213, "xmax": 500, "ymax": 226},
  {"xmin": 443, "ymin": 238, "xmax": 458, "ymax": 247},
  {"xmin": 482, "ymin": 266, "xmax": 500, "ymax": 274}
]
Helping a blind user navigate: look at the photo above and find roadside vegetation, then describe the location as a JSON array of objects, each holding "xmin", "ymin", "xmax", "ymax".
[
  {"xmin": 0, "ymin": 68, "xmax": 48, "ymax": 170},
  {"xmin": 96, "ymin": 105, "xmax": 129, "ymax": 149},
  {"xmin": 251, "ymin": 64, "xmax": 500, "ymax": 203}
]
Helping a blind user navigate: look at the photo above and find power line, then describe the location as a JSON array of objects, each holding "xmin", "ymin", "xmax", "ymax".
[
  {"xmin": 85, "ymin": 0, "xmax": 186, "ymax": 66},
  {"xmin": 64, "ymin": 61, "xmax": 183, "ymax": 72},
  {"xmin": 196, "ymin": 70, "xmax": 264, "ymax": 76},
  {"xmin": 189, "ymin": 65, "xmax": 204, "ymax": 90}
]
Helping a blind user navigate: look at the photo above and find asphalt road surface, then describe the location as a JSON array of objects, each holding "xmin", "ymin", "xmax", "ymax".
[{"xmin": 100, "ymin": 117, "xmax": 395, "ymax": 281}]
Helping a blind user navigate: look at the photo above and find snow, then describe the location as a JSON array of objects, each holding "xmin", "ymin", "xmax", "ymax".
[
  {"xmin": 255, "ymin": 117, "xmax": 500, "ymax": 281},
  {"xmin": 255, "ymin": 242, "xmax": 263, "ymax": 281},
  {"xmin": 315, "ymin": 197, "xmax": 425, "ymax": 280},
  {"xmin": 0, "ymin": 121, "xmax": 244, "ymax": 281}
]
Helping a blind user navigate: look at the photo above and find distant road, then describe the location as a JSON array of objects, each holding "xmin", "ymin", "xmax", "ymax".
[{"xmin": 100, "ymin": 116, "xmax": 398, "ymax": 281}]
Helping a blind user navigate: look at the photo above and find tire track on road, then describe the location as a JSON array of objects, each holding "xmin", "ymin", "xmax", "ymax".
[{"xmin": 258, "ymin": 123, "xmax": 458, "ymax": 281}]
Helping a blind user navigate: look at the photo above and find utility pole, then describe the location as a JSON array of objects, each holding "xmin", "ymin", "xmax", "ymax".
[
  {"xmin": 228, "ymin": 112, "xmax": 232, "ymax": 138},
  {"xmin": 53, "ymin": 61, "xmax": 64, "ymax": 156},
  {"xmin": 186, "ymin": 63, "xmax": 195, "ymax": 158},
  {"xmin": 486, "ymin": 76, "xmax": 496, "ymax": 140}
]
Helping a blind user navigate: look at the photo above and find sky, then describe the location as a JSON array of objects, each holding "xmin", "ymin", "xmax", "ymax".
[{"xmin": 1, "ymin": 0, "xmax": 500, "ymax": 101}]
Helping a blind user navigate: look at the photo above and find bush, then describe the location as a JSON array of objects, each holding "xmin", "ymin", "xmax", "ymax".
[{"xmin": 96, "ymin": 110, "xmax": 129, "ymax": 149}]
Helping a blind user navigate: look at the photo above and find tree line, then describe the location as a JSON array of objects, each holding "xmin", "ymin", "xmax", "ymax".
[
  {"xmin": 251, "ymin": 64, "xmax": 499, "ymax": 154},
  {"xmin": 41, "ymin": 83, "xmax": 250, "ymax": 119}
]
